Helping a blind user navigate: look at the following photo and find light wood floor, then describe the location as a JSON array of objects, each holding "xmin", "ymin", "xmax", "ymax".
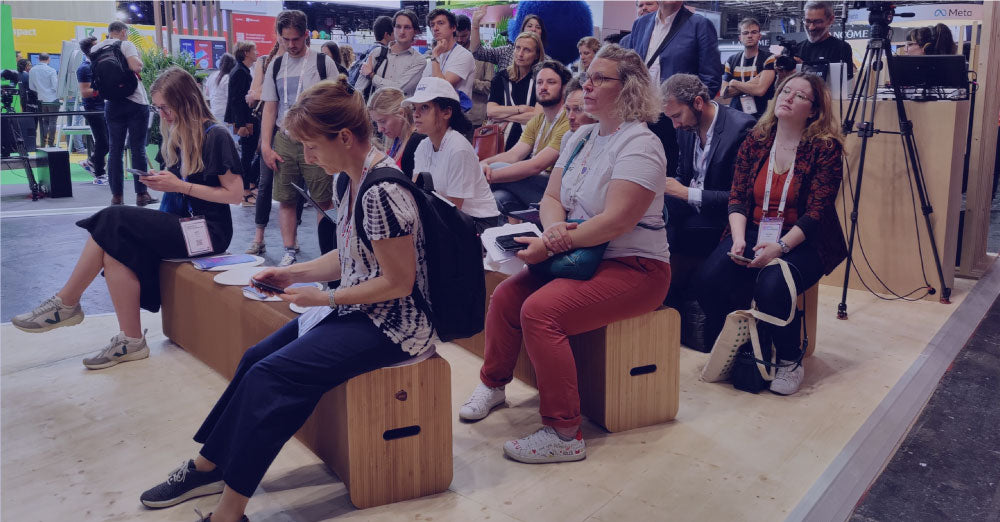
[{"xmin": 0, "ymin": 279, "xmax": 975, "ymax": 521}]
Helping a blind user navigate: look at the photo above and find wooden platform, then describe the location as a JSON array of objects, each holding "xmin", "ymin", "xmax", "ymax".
[{"xmin": 0, "ymin": 274, "xmax": 986, "ymax": 521}]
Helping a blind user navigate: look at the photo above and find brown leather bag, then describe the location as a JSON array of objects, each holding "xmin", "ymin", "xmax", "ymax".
[{"xmin": 472, "ymin": 123, "xmax": 504, "ymax": 161}]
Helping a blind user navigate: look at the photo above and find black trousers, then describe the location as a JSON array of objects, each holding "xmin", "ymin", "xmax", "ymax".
[
  {"xmin": 238, "ymin": 122, "xmax": 260, "ymax": 190},
  {"xmin": 83, "ymin": 112, "xmax": 109, "ymax": 177},
  {"xmin": 694, "ymin": 227, "xmax": 825, "ymax": 361}
]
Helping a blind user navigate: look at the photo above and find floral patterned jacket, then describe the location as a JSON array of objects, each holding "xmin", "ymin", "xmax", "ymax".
[{"xmin": 728, "ymin": 128, "xmax": 848, "ymax": 275}]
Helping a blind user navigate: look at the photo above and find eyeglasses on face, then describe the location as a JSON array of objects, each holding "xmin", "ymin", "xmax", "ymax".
[
  {"xmin": 580, "ymin": 71, "xmax": 622, "ymax": 87},
  {"xmin": 779, "ymin": 86, "xmax": 814, "ymax": 104},
  {"xmin": 150, "ymin": 104, "xmax": 171, "ymax": 115}
]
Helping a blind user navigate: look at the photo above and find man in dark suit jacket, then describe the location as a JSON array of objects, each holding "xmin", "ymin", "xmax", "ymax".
[
  {"xmin": 623, "ymin": 1, "xmax": 723, "ymax": 185},
  {"xmin": 660, "ymin": 74, "xmax": 755, "ymax": 302},
  {"xmin": 225, "ymin": 41, "xmax": 259, "ymax": 198}
]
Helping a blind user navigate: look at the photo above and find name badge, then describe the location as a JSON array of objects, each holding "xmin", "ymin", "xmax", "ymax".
[
  {"xmin": 180, "ymin": 216, "xmax": 213, "ymax": 257},
  {"xmin": 740, "ymin": 94, "xmax": 758, "ymax": 115},
  {"xmin": 757, "ymin": 217, "xmax": 784, "ymax": 247}
]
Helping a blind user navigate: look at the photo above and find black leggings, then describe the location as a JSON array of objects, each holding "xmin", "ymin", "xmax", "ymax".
[{"xmin": 695, "ymin": 227, "xmax": 825, "ymax": 361}]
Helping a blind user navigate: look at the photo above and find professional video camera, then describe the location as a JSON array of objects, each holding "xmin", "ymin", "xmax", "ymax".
[
  {"xmin": 1, "ymin": 69, "xmax": 20, "ymax": 114},
  {"xmin": 853, "ymin": 1, "xmax": 897, "ymax": 39},
  {"xmin": 774, "ymin": 34, "xmax": 802, "ymax": 59}
]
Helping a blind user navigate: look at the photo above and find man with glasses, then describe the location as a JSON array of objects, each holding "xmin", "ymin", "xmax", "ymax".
[
  {"xmin": 259, "ymin": 9, "xmax": 338, "ymax": 266},
  {"xmin": 479, "ymin": 61, "xmax": 572, "ymax": 214},
  {"xmin": 797, "ymin": 0, "xmax": 854, "ymax": 79},
  {"xmin": 721, "ymin": 18, "xmax": 776, "ymax": 120},
  {"xmin": 355, "ymin": 10, "xmax": 425, "ymax": 98},
  {"xmin": 89, "ymin": 21, "xmax": 156, "ymax": 206}
]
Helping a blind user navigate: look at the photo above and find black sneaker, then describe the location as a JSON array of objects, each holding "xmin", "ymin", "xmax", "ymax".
[{"xmin": 140, "ymin": 460, "xmax": 224, "ymax": 509}]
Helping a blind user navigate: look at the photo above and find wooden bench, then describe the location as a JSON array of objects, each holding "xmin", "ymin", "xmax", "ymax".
[
  {"xmin": 455, "ymin": 271, "xmax": 681, "ymax": 433},
  {"xmin": 159, "ymin": 262, "xmax": 453, "ymax": 509}
]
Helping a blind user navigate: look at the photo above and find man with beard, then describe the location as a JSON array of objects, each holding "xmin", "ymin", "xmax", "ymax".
[
  {"xmin": 796, "ymin": 0, "xmax": 854, "ymax": 79},
  {"xmin": 660, "ymin": 73, "xmax": 755, "ymax": 304},
  {"xmin": 480, "ymin": 61, "xmax": 572, "ymax": 214}
]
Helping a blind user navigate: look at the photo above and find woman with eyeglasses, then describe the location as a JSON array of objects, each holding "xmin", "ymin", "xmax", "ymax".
[
  {"xmin": 367, "ymin": 87, "xmax": 426, "ymax": 178},
  {"xmin": 139, "ymin": 78, "xmax": 434, "ymax": 521},
  {"xmin": 904, "ymin": 24, "xmax": 957, "ymax": 56},
  {"xmin": 695, "ymin": 72, "xmax": 846, "ymax": 396},
  {"xmin": 12, "ymin": 67, "xmax": 243, "ymax": 369},
  {"xmin": 458, "ymin": 45, "xmax": 670, "ymax": 463}
]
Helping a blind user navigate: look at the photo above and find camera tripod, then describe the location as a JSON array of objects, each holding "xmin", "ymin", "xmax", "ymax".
[
  {"xmin": 0, "ymin": 106, "xmax": 42, "ymax": 201},
  {"xmin": 837, "ymin": 8, "xmax": 951, "ymax": 320}
]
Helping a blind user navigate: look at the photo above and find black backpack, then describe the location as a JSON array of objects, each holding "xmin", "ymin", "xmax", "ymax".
[
  {"xmin": 336, "ymin": 167, "xmax": 485, "ymax": 342},
  {"xmin": 90, "ymin": 40, "xmax": 138, "ymax": 101}
]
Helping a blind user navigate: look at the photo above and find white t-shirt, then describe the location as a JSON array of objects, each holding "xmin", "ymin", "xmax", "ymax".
[
  {"xmin": 261, "ymin": 49, "xmax": 337, "ymax": 128},
  {"xmin": 421, "ymin": 42, "xmax": 475, "ymax": 99},
  {"xmin": 414, "ymin": 129, "xmax": 499, "ymax": 219},
  {"xmin": 205, "ymin": 71, "xmax": 229, "ymax": 123},
  {"xmin": 555, "ymin": 121, "xmax": 669, "ymax": 262},
  {"xmin": 90, "ymin": 38, "xmax": 148, "ymax": 105}
]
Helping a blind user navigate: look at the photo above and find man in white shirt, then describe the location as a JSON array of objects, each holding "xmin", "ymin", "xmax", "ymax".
[
  {"xmin": 356, "ymin": 9, "xmax": 425, "ymax": 98},
  {"xmin": 659, "ymin": 74, "xmax": 755, "ymax": 303},
  {"xmin": 259, "ymin": 9, "xmax": 338, "ymax": 266},
  {"xmin": 90, "ymin": 21, "xmax": 156, "ymax": 206},
  {"xmin": 28, "ymin": 53, "xmax": 59, "ymax": 148},
  {"xmin": 422, "ymin": 8, "xmax": 475, "ymax": 100},
  {"xmin": 479, "ymin": 61, "xmax": 573, "ymax": 214}
]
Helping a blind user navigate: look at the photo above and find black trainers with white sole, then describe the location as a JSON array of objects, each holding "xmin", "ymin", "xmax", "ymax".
[{"xmin": 140, "ymin": 460, "xmax": 224, "ymax": 509}]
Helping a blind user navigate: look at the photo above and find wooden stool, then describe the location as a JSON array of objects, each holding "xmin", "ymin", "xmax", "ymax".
[
  {"xmin": 297, "ymin": 351, "xmax": 453, "ymax": 509},
  {"xmin": 160, "ymin": 263, "xmax": 453, "ymax": 509},
  {"xmin": 454, "ymin": 271, "xmax": 681, "ymax": 432},
  {"xmin": 800, "ymin": 284, "xmax": 819, "ymax": 357}
]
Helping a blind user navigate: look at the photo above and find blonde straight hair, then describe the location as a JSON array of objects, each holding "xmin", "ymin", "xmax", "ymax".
[
  {"xmin": 367, "ymin": 87, "xmax": 413, "ymax": 149},
  {"xmin": 151, "ymin": 67, "xmax": 215, "ymax": 177},
  {"xmin": 506, "ymin": 32, "xmax": 544, "ymax": 82}
]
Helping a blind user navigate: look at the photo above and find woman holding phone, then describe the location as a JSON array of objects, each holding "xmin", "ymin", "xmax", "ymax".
[
  {"xmin": 11, "ymin": 67, "xmax": 243, "ymax": 370},
  {"xmin": 139, "ymin": 78, "xmax": 434, "ymax": 522}
]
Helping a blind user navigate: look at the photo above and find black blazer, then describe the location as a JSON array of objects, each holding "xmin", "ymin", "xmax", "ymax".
[
  {"xmin": 224, "ymin": 62, "xmax": 253, "ymax": 127},
  {"xmin": 674, "ymin": 103, "xmax": 756, "ymax": 218}
]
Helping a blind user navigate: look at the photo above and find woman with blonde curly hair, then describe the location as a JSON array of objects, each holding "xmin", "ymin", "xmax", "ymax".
[
  {"xmin": 458, "ymin": 44, "xmax": 670, "ymax": 464},
  {"xmin": 695, "ymin": 72, "xmax": 846, "ymax": 396}
]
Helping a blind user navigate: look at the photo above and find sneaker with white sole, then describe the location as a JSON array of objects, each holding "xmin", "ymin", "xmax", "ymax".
[
  {"xmin": 81, "ymin": 331, "xmax": 150, "ymax": 370},
  {"xmin": 770, "ymin": 360, "xmax": 805, "ymax": 395},
  {"xmin": 140, "ymin": 460, "xmax": 224, "ymax": 509},
  {"xmin": 278, "ymin": 250, "xmax": 297, "ymax": 267},
  {"xmin": 92, "ymin": 175, "xmax": 108, "ymax": 185},
  {"xmin": 12, "ymin": 295, "xmax": 85, "ymax": 333},
  {"xmin": 458, "ymin": 382, "xmax": 506, "ymax": 421},
  {"xmin": 503, "ymin": 426, "xmax": 586, "ymax": 464}
]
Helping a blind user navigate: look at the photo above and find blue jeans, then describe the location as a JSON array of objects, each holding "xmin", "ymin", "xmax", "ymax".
[
  {"xmin": 193, "ymin": 311, "xmax": 412, "ymax": 497},
  {"xmin": 488, "ymin": 162, "xmax": 549, "ymax": 214},
  {"xmin": 105, "ymin": 99, "xmax": 149, "ymax": 197}
]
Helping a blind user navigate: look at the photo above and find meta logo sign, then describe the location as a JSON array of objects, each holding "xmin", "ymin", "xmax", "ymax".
[{"xmin": 935, "ymin": 8, "xmax": 973, "ymax": 17}]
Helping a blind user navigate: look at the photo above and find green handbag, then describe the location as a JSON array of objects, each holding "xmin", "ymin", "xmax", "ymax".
[{"xmin": 529, "ymin": 219, "xmax": 608, "ymax": 280}]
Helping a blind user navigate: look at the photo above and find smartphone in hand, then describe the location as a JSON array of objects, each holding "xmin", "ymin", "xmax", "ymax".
[
  {"xmin": 495, "ymin": 232, "xmax": 538, "ymax": 252},
  {"xmin": 127, "ymin": 168, "xmax": 154, "ymax": 178},
  {"xmin": 250, "ymin": 277, "xmax": 285, "ymax": 294},
  {"xmin": 727, "ymin": 251, "xmax": 753, "ymax": 263}
]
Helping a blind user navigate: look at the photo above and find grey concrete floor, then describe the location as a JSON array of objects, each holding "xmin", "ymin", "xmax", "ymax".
[{"xmin": 1, "ymin": 176, "xmax": 325, "ymax": 322}]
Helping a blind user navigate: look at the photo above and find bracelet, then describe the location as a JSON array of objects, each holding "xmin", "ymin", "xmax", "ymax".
[
  {"xmin": 186, "ymin": 182, "xmax": 194, "ymax": 196},
  {"xmin": 327, "ymin": 289, "xmax": 337, "ymax": 309}
]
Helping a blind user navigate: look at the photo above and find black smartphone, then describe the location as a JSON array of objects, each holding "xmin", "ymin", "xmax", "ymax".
[
  {"xmin": 127, "ymin": 168, "xmax": 154, "ymax": 177},
  {"xmin": 495, "ymin": 232, "xmax": 538, "ymax": 252},
  {"xmin": 506, "ymin": 209, "xmax": 541, "ymax": 225},
  {"xmin": 251, "ymin": 277, "xmax": 285, "ymax": 294},
  {"xmin": 727, "ymin": 251, "xmax": 753, "ymax": 263}
]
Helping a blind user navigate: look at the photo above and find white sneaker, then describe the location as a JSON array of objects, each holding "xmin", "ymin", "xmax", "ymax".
[
  {"xmin": 458, "ymin": 382, "xmax": 506, "ymax": 421},
  {"xmin": 770, "ymin": 360, "xmax": 805, "ymax": 395},
  {"xmin": 82, "ymin": 331, "xmax": 150, "ymax": 370},
  {"xmin": 503, "ymin": 426, "xmax": 586, "ymax": 464},
  {"xmin": 12, "ymin": 295, "xmax": 84, "ymax": 333},
  {"xmin": 278, "ymin": 251, "xmax": 297, "ymax": 267}
]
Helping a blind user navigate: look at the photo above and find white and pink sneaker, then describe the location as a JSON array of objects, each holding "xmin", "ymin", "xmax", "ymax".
[{"xmin": 503, "ymin": 426, "xmax": 586, "ymax": 464}]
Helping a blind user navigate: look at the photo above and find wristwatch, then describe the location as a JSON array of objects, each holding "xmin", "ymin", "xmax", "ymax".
[
  {"xmin": 328, "ymin": 289, "xmax": 338, "ymax": 309},
  {"xmin": 777, "ymin": 239, "xmax": 791, "ymax": 255},
  {"xmin": 429, "ymin": 56, "xmax": 439, "ymax": 63}
]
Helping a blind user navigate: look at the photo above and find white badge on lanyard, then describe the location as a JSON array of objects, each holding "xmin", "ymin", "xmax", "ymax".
[
  {"xmin": 756, "ymin": 141, "xmax": 795, "ymax": 247},
  {"xmin": 180, "ymin": 216, "xmax": 213, "ymax": 256},
  {"xmin": 737, "ymin": 51, "xmax": 760, "ymax": 115}
]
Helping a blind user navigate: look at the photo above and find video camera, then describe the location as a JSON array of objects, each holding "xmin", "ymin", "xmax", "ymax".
[
  {"xmin": 774, "ymin": 35, "xmax": 802, "ymax": 59},
  {"xmin": 1, "ymin": 69, "xmax": 20, "ymax": 114}
]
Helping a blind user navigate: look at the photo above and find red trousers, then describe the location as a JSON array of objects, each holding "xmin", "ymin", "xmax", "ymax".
[{"xmin": 480, "ymin": 256, "xmax": 671, "ymax": 429}]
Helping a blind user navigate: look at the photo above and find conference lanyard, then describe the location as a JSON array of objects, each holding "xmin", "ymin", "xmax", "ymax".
[
  {"xmin": 506, "ymin": 75, "xmax": 534, "ymax": 108},
  {"xmin": 740, "ymin": 50, "xmax": 760, "ymax": 81},
  {"xmin": 761, "ymin": 141, "xmax": 795, "ymax": 218},
  {"xmin": 341, "ymin": 146, "xmax": 384, "ymax": 246},
  {"xmin": 282, "ymin": 54, "xmax": 307, "ymax": 108},
  {"xmin": 531, "ymin": 110, "xmax": 560, "ymax": 157}
]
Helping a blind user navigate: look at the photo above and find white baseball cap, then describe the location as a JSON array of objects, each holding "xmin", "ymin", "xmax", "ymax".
[{"xmin": 403, "ymin": 76, "xmax": 459, "ymax": 105}]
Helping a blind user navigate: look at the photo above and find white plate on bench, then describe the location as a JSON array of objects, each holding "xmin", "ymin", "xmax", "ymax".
[{"xmin": 213, "ymin": 266, "xmax": 270, "ymax": 286}]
